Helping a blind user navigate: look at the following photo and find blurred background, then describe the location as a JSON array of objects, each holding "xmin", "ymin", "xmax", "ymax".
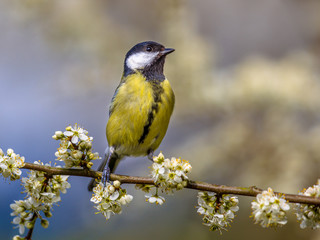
[{"xmin": 1, "ymin": 0, "xmax": 320, "ymax": 239}]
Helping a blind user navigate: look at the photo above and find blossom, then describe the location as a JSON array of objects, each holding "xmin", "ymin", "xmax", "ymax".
[
  {"xmin": 21, "ymin": 161, "xmax": 70, "ymax": 204},
  {"xmin": 251, "ymin": 187, "xmax": 290, "ymax": 228},
  {"xmin": 135, "ymin": 153, "xmax": 191, "ymax": 205},
  {"xmin": 145, "ymin": 193, "xmax": 165, "ymax": 205},
  {"xmin": 119, "ymin": 194, "xmax": 133, "ymax": 205},
  {"xmin": 13, "ymin": 235, "xmax": 24, "ymax": 240},
  {"xmin": 91, "ymin": 181, "xmax": 133, "ymax": 221},
  {"xmin": 63, "ymin": 125, "xmax": 89, "ymax": 144},
  {"xmin": 150, "ymin": 152, "xmax": 191, "ymax": 193},
  {"xmin": 11, "ymin": 161, "xmax": 70, "ymax": 237},
  {"xmin": 295, "ymin": 180, "xmax": 320, "ymax": 229},
  {"xmin": 0, "ymin": 148, "xmax": 25, "ymax": 180},
  {"xmin": 12, "ymin": 216, "xmax": 27, "ymax": 235},
  {"xmin": 197, "ymin": 191, "xmax": 239, "ymax": 233},
  {"xmin": 53, "ymin": 124, "xmax": 100, "ymax": 168}
]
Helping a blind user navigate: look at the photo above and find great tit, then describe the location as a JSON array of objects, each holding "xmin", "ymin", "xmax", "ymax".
[{"xmin": 88, "ymin": 41, "xmax": 175, "ymax": 190}]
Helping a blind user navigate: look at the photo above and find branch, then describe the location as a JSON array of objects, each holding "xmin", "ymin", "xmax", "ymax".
[
  {"xmin": 22, "ymin": 162, "xmax": 320, "ymax": 205},
  {"xmin": 25, "ymin": 213, "xmax": 37, "ymax": 240}
]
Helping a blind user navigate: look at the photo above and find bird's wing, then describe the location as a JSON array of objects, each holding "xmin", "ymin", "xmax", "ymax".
[{"xmin": 109, "ymin": 82, "xmax": 124, "ymax": 116}]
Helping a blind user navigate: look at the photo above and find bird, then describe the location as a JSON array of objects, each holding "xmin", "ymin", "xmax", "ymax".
[{"xmin": 88, "ymin": 41, "xmax": 175, "ymax": 191}]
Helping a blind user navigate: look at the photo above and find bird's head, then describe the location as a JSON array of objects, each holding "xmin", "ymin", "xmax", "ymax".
[{"xmin": 124, "ymin": 41, "xmax": 174, "ymax": 75}]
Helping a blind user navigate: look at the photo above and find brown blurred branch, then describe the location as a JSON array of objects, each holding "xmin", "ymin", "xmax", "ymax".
[{"xmin": 22, "ymin": 162, "xmax": 320, "ymax": 205}]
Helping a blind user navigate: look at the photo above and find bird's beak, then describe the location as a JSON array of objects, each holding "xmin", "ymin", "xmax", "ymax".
[{"xmin": 160, "ymin": 48, "xmax": 175, "ymax": 56}]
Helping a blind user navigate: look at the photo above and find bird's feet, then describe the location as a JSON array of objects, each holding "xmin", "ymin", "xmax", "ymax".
[
  {"xmin": 101, "ymin": 165, "xmax": 111, "ymax": 185},
  {"xmin": 101, "ymin": 146, "xmax": 115, "ymax": 185},
  {"xmin": 148, "ymin": 150, "xmax": 154, "ymax": 162}
]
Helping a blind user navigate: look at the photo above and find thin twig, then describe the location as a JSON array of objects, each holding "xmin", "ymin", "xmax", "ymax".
[
  {"xmin": 22, "ymin": 162, "xmax": 320, "ymax": 205},
  {"xmin": 24, "ymin": 213, "xmax": 37, "ymax": 240}
]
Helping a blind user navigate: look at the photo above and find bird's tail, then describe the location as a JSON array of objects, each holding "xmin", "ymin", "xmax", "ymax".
[{"xmin": 87, "ymin": 147, "xmax": 121, "ymax": 191}]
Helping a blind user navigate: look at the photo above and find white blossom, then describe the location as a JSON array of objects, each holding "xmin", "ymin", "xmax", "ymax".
[
  {"xmin": 0, "ymin": 148, "xmax": 25, "ymax": 180},
  {"xmin": 91, "ymin": 182, "xmax": 133, "ymax": 221},
  {"xmin": 145, "ymin": 193, "xmax": 165, "ymax": 205},
  {"xmin": 135, "ymin": 153, "xmax": 191, "ymax": 204},
  {"xmin": 12, "ymin": 216, "xmax": 26, "ymax": 235},
  {"xmin": 150, "ymin": 152, "xmax": 191, "ymax": 193},
  {"xmin": 119, "ymin": 194, "xmax": 133, "ymax": 205},
  {"xmin": 251, "ymin": 187, "xmax": 290, "ymax": 228},
  {"xmin": 53, "ymin": 124, "xmax": 100, "ymax": 168},
  {"xmin": 63, "ymin": 125, "xmax": 89, "ymax": 144},
  {"xmin": 196, "ymin": 191, "xmax": 239, "ymax": 233},
  {"xmin": 13, "ymin": 235, "xmax": 24, "ymax": 240},
  {"xmin": 295, "ymin": 180, "xmax": 320, "ymax": 229},
  {"xmin": 10, "ymin": 161, "xmax": 70, "ymax": 237}
]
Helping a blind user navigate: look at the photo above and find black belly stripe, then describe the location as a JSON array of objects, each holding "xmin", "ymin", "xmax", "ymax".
[
  {"xmin": 138, "ymin": 104, "xmax": 158, "ymax": 144},
  {"xmin": 138, "ymin": 81, "xmax": 164, "ymax": 144}
]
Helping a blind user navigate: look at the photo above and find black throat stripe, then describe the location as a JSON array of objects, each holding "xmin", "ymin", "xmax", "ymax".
[{"xmin": 138, "ymin": 81, "xmax": 164, "ymax": 144}]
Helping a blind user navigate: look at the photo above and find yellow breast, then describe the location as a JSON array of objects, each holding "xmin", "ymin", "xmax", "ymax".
[{"xmin": 106, "ymin": 71, "xmax": 174, "ymax": 156}]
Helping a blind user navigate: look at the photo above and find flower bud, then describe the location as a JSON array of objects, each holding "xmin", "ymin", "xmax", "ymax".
[
  {"xmin": 107, "ymin": 185, "xmax": 115, "ymax": 194},
  {"xmin": 55, "ymin": 131, "xmax": 64, "ymax": 139},
  {"xmin": 182, "ymin": 180, "xmax": 188, "ymax": 187},
  {"xmin": 85, "ymin": 141, "xmax": 92, "ymax": 150},
  {"xmin": 113, "ymin": 180, "xmax": 121, "ymax": 188},
  {"xmin": 13, "ymin": 235, "xmax": 23, "ymax": 240},
  {"xmin": 86, "ymin": 162, "xmax": 93, "ymax": 169},
  {"xmin": 20, "ymin": 212, "xmax": 29, "ymax": 219},
  {"xmin": 26, "ymin": 221, "xmax": 34, "ymax": 229},
  {"xmin": 71, "ymin": 150, "xmax": 83, "ymax": 160},
  {"xmin": 44, "ymin": 210, "xmax": 52, "ymax": 218},
  {"xmin": 16, "ymin": 207, "xmax": 25, "ymax": 213},
  {"xmin": 88, "ymin": 152, "xmax": 95, "ymax": 160},
  {"xmin": 41, "ymin": 219, "xmax": 49, "ymax": 228},
  {"xmin": 0, "ymin": 148, "xmax": 3, "ymax": 156},
  {"xmin": 79, "ymin": 141, "xmax": 86, "ymax": 150},
  {"xmin": 176, "ymin": 183, "xmax": 184, "ymax": 190},
  {"xmin": 308, "ymin": 211, "xmax": 314, "ymax": 218}
]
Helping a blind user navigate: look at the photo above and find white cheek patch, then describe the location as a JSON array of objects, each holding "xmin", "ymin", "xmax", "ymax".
[{"xmin": 126, "ymin": 52, "xmax": 158, "ymax": 70}]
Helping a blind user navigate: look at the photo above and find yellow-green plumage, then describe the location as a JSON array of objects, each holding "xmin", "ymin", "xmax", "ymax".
[{"xmin": 107, "ymin": 71, "xmax": 175, "ymax": 157}]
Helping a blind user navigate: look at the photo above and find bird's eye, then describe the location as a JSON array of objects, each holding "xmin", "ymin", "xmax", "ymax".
[{"xmin": 146, "ymin": 46, "xmax": 153, "ymax": 52}]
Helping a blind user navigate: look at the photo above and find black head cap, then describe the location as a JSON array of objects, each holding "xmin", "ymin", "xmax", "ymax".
[{"xmin": 124, "ymin": 41, "xmax": 174, "ymax": 80}]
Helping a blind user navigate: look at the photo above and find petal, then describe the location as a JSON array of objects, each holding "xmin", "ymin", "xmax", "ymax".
[
  {"xmin": 109, "ymin": 191, "xmax": 120, "ymax": 201},
  {"xmin": 157, "ymin": 199, "xmax": 164, "ymax": 205},
  {"xmin": 71, "ymin": 135, "xmax": 79, "ymax": 144},
  {"xmin": 13, "ymin": 217, "xmax": 21, "ymax": 224},
  {"xmin": 158, "ymin": 167, "xmax": 165, "ymax": 175},
  {"xmin": 64, "ymin": 131, "xmax": 73, "ymax": 137},
  {"xmin": 280, "ymin": 202, "xmax": 290, "ymax": 211},
  {"xmin": 197, "ymin": 207, "xmax": 206, "ymax": 214},
  {"xmin": 0, "ymin": 163, "xmax": 7, "ymax": 170},
  {"xmin": 13, "ymin": 168, "xmax": 22, "ymax": 176},
  {"xmin": 79, "ymin": 134, "xmax": 88, "ymax": 141},
  {"xmin": 145, "ymin": 193, "xmax": 152, "ymax": 199},
  {"xmin": 254, "ymin": 211, "xmax": 262, "ymax": 220},
  {"xmin": 19, "ymin": 224, "xmax": 25, "ymax": 235},
  {"xmin": 125, "ymin": 195, "xmax": 133, "ymax": 203},
  {"xmin": 148, "ymin": 197, "xmax": 157, "ymax": 203}
]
